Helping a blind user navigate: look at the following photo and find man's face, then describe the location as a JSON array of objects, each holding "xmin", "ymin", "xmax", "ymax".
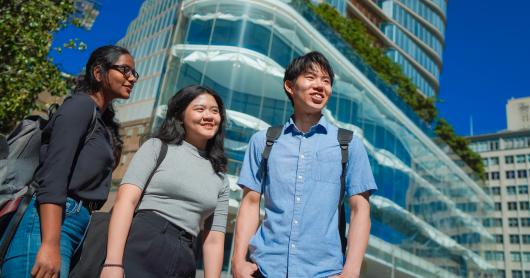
[{"xmin": 285, "ymin": 65, "xmax": 332, "ymax": 114}]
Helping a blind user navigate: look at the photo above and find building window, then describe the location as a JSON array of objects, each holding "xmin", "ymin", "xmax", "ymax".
[
  {"xmin": 490, "ymin": 157, "xmax": 499, "ymax": 165},
  {"xmin": 126, "ymin": 128, "xmax": 134, "ymax": 137},
  {"xmin": 484, "ymin": 251, "xmax": 493, "ymax": 261},
  {"xmin": 512, "ymin": 252, "xmax": 522, "ymax": 262},
  {"xmin": 471, "ymin": 141, "xmax": 499, "ymax": 152},
  {"xmin": 521, "ymin": 201, "xmax": 530, "ymax": 210},
  {"xmin": 512, "ymin": 270, "xmax": 523, "ymax": 278},
  {"xmin": 138, "ymin": 126, "xmax": 145, "ymax": 135},
  {"xmin": 523, "ymin": 252, "xmax": 530, "ymax": 262},
  {"xmin": 506, "ymin": 156, "xmax": 515, "ymax": 164},
  {"xmin": 493, "ymin": 218, "xmax": 503, "ymax": 227},
  {"xmin": 495, "ymin": 234, "xmax": 504, "ymax": 244},
  {"xmin": 507, "ymin": 171, "xmax": 516, "ymax": 179},
  {"xmin": 523, "ymin": 235, "xmax": 530, "ymax": 244},
  {"xmin": 519, "ymin": 185, "xmax": 528, "ymax": 194},
  {"xmin": 509, "ymin": 202, "xmax": 518, "ymax": 210},
  {"xmin": 491, "ymin": 172, "xmax": 500, "ymax": 180},
  {"xmin": 496, "ymin": 252, "xmax": 505, "ymax": 262},
  {"xmin": 485, "ymin": 251, "xmax": 505, "ymax": 262},
  {"xmin": 510, "ymin": 234, "xmax": 521, "ymax": 244},
  {"xmin": 484, "ymin": 218, "xmax": 503, "ymax": 227},
  {"xmin": 497, "ymin": 270, "xmax": 506, "ymax": 278},
  {"xmin": 495, "ymin": 202, "xmax": 502, "ymax": 211},
  {"xmin": 491, "ymin": 186, "xmax": 501, "ymax": 195},
  {"xmin": 525, "ymin": 270, "xmax": 530, "ymax": 278},
  {"xmin": 517, "ymin": 154, "xmax": 527, "ymax": 163},
  {"xmin": 507, "ymin": 186, "xmax": 517, "ymax": 195},
  {"xmin": 509, "ymin": 218, "xmax": 519, "ymax": 227},
  {"xmin": 518, "ymin": 170, "xmax": 528, "ymax": 178},
  {"xmin": 522, "ymin": 218, "xmax": 530, "ymax": 227}
]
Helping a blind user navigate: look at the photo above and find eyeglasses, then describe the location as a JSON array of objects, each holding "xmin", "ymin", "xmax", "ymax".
[{"xmin": 109, "ymin": 65, "xmax": 139, "ymax": 80}]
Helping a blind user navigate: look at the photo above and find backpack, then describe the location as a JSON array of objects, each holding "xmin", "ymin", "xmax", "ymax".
[
  {"xmin": 259, "ymin": 126, "xmax": 353, "ymax": 254},
  {"xmin": 0, "ymin": 99, "xmax": 97, "ymax": 261}
]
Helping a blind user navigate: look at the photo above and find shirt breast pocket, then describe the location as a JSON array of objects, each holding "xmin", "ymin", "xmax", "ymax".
[{"xmin": 313, "ymin": 149, "xmax": 342, "ymax": 184}]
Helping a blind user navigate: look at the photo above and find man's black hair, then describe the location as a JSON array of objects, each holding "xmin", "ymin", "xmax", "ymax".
[{"xmin": 283, "ymin": 51, "xmax": 334, "ymax": 105}]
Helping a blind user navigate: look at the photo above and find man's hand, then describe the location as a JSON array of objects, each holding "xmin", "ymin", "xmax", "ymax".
[
  {"xmin": 31, "ymin": 243, "xmax": 61, "ymax": 278},
  {"xmin": 331, "ymin": 271, "xmax": 360, "ymax": 278},
  {"xmin": 231, "ymin": 259, "xmax": 259, "ymax": 278}
]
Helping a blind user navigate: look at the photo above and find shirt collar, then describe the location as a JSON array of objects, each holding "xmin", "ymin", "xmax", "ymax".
[{"xmin": 284, "ymin": 115, "xmax": 328, "ymax": 137}]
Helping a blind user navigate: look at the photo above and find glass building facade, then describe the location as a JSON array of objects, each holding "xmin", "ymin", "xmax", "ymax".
[
  {"xmin": 117, "ymin": 0, "xmax": 489, "ymax": 277},
  {"xmin": 115, "ymin": 1, "xmax": 180, "ymax": 123},
  {"xmin": 322, "ymin": 0, "xmax": 446, "ymax": 98}
]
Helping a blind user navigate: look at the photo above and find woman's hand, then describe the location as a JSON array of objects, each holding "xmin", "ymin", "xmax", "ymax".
[
  {"xmin": 231, "ymin": 260, "xmax": 259, "ymax": 278},
  {"xmin": 31, "ymin": 243, "xmax": 61, "ymax": 278},
  {"xmin": 100, "ymin": 266, "xmax": 125, "ymax": 278}
]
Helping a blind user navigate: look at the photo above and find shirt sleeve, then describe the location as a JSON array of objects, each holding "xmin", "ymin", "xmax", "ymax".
[
  {"xmin": 204, "ymin": 175, "xmax": 230, "ymax": 233},
  {"xmin": 120, "ymin": 138, "xmax": 162, "ymax": 190},
  {"xmin": 237, "ymin": 131, "xmax": 266, "ymax": 193},
  {"xmin": 345, "ymin": 136, "xmax": 378, "ymax": 197},
  {"xmin": 36, "ymin": 95, "xmax": 96, "ymax": 205}
]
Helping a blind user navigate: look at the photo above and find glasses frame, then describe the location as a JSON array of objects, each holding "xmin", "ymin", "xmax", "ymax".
[{"xmin": 109, "ymin": 64, "xmax": 139, "ymax": 80}]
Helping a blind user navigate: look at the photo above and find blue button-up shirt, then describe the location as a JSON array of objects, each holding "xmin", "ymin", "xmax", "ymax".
[{"xmin": 238, "ymin": 116, "xmax": 377, "ymax": 278}]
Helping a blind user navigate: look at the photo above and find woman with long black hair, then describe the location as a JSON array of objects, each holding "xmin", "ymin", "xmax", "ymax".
[
  {"xmin": 2, "ymin": 45, "xmax": 137, "ymax": 278},
  {"xmin": 101, "ymin": 85, "xmax": 229, "ymax": 278}
]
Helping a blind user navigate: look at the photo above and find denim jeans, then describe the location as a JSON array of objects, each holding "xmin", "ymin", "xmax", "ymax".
[{"xmin": 2, "ymin": 196, "xmax": 90, "ymax": 278}]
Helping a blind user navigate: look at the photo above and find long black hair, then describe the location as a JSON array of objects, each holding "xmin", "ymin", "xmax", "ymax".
[
  {"xmin": 156, "ymin": 85, "xmax": 227, "ymax": 173},
  {"xmin": 75, "ymin": 45, "xmax": 131, "ymax": 166}
]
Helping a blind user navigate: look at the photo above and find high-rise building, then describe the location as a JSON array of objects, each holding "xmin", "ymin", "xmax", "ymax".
[
  {"xmin": 114, "ymin": 1, "xmax": 491, "ymax": 276},
  {"xmin": 113, "ymin": 1, "xmax": 181, "ymax": 179},
  {"xmin": 319, "ymin": 0, "xmax": 446, "ymax": 98},
  {"xmin": 72, "ymin": 0, "xmax": 102, "ymax": 30},
  {"xmin": 507, "ymin": 97, "xmax": 530, "ymax": 131},
  {"xmin": 469, "ymin": 97, "xmax": 530, "ymax": 278}
]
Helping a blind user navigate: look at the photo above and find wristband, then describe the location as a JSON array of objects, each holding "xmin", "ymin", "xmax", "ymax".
[{"xmin": 102, "ymin": 263, "xmax": 124, "ymax": 269}]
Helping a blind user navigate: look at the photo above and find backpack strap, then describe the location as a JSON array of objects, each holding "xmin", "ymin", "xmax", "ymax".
[
  {"xmin": 83, "ymin": 105, "xmax": 98, "ymax": 145},
  {"xmin": 259, "ymin": 126, "xmax": 283, "ymax": 194},
  {"xmin": 337, "ymin": 128, "xmax": 353, "ymax": 255},
  {"xmin": 135, "ymin": 142, "xmax": 168, "ymax": 212},
  {"xmin": 0, "ymin": 184, "xmax": 36, "ymax": 266}
]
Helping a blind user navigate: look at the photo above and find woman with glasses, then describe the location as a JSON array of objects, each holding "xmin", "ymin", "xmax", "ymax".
[
  {"xmin": 100, "ymin": 85, "xmax": 229, "ymax": 278},
  {"xmin": 2, "ymin": 45, "xmax": 138, "ymax": 278}
]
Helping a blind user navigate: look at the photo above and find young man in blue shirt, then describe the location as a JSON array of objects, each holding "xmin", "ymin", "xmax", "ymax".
[{"xmin": 232, "ymin": 51, "xmax": 377, "ymax": 278}]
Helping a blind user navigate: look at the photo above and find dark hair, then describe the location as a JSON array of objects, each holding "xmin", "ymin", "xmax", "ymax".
[
  {"xmin": 156, "ymin": 85, "xmax": 228, "ymax": 173},
  {"xmin": 283, "ymin": 51, "xmax": 334, "ymax": 105},
  {"xmin": 75, "ymin": 45, "xmax": 132, "ymax": 167}
]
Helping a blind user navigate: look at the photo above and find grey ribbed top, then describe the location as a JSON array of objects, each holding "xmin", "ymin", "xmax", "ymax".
[{"xmin": 121, "ymin": 138, "xmax": 229, "ymax": 236}]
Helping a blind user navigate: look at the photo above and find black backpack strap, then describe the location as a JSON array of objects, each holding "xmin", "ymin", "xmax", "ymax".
[
  {"xmin": 83, "ymin": 105, "xmax": 98, "ymax": 145},
  {"xmin": 135, "ymin": 142, "xmax": 168, "ymax": 212},
  {"xmin": 337, "ymin": 128, "xmax": 353, "ymax": 255},
  {"xmin": 259, "ymin": 126, "xmax": 283, "ymax": 194},
  {"xmin": 0, "ymin": 184, "xmax": 36, "ymax": 266}
]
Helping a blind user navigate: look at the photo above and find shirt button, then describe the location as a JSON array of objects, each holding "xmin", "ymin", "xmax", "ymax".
[
  {"xmin": 291, "ymin": 244, "xmax": 296, "ymax": 248},
  {"xmin": 294, "ymin": 220, "xmax": 298, "ymax": 224},
  {"xmin": 300, "ymin": 154, "xmax": 305, "ymax": 159},
  {"xmin": 296, "ymin": 197, "xmax": 301, "ymax": 202},
  {"xmin": 298, "ymin": 175, "xmax": 302, "ymax": 180}
]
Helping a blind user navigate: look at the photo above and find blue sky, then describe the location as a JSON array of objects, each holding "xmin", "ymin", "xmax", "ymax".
[
  {"xmin": 438, "ymin": 0, "xmax": 530, "ymax": 136},
  {"xmin": 50, "ymin": 0, "xmax": 530, "ymax": 137}
]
